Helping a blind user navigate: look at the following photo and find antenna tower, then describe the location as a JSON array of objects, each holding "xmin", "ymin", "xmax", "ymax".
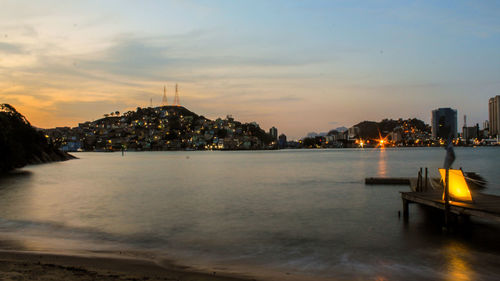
[
  {"xmin": 162, "ymin": 85, "xmax": 168, "ymax": 106},
  {"xmin": 150, "ymin": 97, "xmax": 153, "ymax": 108},
  {"xmin": 174, "ymin": 83, "xmax": 180, "ymax": 106}
]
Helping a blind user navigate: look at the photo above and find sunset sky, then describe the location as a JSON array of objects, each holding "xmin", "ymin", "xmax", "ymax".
[{"xmin": 1, "ymin": 1, "xmax": 499, "ymax": 139}]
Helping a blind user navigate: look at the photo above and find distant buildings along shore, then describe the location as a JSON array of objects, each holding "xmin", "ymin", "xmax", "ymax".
[{"xmin": 43, "ymin": 96, "xmax": 500, "ymax": 151}]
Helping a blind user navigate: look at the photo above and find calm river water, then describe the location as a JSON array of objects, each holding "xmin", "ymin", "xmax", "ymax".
[{"xmin": 0, "ymin": 148, "xmax": 499, "ymax": 280}]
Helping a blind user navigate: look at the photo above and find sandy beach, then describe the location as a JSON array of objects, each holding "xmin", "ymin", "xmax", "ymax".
[{"xmin": 0, "ymin": 250, "xmax": 255, "ymax": 281}]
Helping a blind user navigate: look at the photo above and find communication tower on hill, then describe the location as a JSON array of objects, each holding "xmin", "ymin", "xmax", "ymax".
[
  {"xmin": 162, "ymin": 85, "xmax": 168, "ymax": 106},
  {"xmin": 174, "ymin": 84, "xmax": 180, "ymax": 106}
]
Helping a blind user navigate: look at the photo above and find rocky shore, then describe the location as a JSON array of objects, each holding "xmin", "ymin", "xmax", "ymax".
[{"xmin": 26, "ymin": 149, "xmax": 76, "ymax": 166}]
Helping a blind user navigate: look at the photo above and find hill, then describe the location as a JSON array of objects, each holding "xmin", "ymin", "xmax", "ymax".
[
  {"xmin": 0, "ymin": 104, "xmax": 75, "ymax": 173},
  {"xmin": 44, "ymin": 105, "xmax": 275, "ymax": 151}
]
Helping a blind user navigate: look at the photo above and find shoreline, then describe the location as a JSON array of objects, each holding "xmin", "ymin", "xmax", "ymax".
[
  {"xmin": 0, "ymin": 250, "xmax": 256, "ymax": 281},
  {"xmin": 65, "ymin": 145, "xmax": 500, "ymax": 153}
]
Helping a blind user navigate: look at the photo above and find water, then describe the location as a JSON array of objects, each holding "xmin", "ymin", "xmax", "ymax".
[{"xmin": 0, "ymin": 147, "xmax": 499, "ymax": 280}]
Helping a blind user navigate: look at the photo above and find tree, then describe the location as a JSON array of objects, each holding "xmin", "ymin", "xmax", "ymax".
[{"xmin": 302, "ymin": 137, "xmax": 316, "ymax": 147}]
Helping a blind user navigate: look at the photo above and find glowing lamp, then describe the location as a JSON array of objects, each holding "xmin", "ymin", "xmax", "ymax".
[{"xmin": 439, "ymin": 169, "xmax": 473, "ymax": 202}]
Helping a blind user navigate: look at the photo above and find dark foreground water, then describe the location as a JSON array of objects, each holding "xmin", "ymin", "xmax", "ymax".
[{"xmin": 0, "ymin": 147, "xmax": 499, "ymax": 280}]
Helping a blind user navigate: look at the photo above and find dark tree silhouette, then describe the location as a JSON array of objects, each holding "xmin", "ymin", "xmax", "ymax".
[{"xmin": 0, "ymin": 104, "xmax": 74, "ymax": 173}]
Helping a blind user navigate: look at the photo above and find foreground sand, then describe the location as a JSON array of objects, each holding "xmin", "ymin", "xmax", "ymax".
[{"xmin": 0, "ymin": 250, "xmax": 255, "ymax": 281}]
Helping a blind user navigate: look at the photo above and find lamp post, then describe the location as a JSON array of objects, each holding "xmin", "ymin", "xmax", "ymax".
[
  {"xmin": 443, "ymin": 134, "xmax": 455, "ymax": 230},
  {"xmin": 444, "ymin": 168, "xmax": 450, "ymax": 228}
]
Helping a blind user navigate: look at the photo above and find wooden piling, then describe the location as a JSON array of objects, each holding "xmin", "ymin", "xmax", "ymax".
[
  {"xmin": 417, "ymin": 168, "xmax": 423, "ymax": 192},
  {"xmin": 403, "ymin": 198, "xmax": 409, "ymax": 221},
  {"xmin": 444, "ymin": 168, "xmax": 450, "ymax": 228},
  {"xmin": 416, "ymin": 172, "xmax": 420, "ymax": 192},
  {"xmin": 424, "ymin": 167, "xmax": 428, "ymax": 191}
]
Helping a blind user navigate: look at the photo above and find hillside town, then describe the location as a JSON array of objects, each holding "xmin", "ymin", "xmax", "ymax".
[{"xmin": 43, "ymin": 106, "xmax": 275, "ymax": 151}]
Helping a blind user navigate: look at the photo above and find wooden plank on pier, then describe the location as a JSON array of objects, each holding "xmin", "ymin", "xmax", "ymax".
[{"xmin": 401, "ymin": 191, "xmax": 500, "ymax": 222}]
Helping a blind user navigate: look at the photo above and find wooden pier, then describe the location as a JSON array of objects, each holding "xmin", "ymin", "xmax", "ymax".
[
  {"xmin": 365, "ymin": 177, "xmax": 441, "ymax": 191},
  {"xmin": 402, "ymin": 190, "xmax": 500, "ymax": 222},
  {"xmin": 365, "ymin": 177, "xmax": 410, "ymax": 185},
  {"xmin": 365, "ymin": 167, "xmax": 500, "ymax": 224},
  {"xmin": 366, "ymin": 168, "xmax": 438, "ymax": 192}
]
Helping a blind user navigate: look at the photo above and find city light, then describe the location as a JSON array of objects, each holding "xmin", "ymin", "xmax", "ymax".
[{"xmin": 375, "ymin": 131, "xmax": 389, "ymax": 148}]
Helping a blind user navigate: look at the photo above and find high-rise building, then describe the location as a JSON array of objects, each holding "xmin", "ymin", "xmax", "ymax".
[
  {"xmin": 347, "ymin": 126, "xmax": 360, "ymax": 139},
  {"xmin": 269, "ymin": 126, "xmax": 278, "ymax": 140},
  {"xmin": 483, "ymin": 120, "xmax": 490, "ymax": 131},
  {"xmin": 489, "ymin": 95, "xmax": 500, "ymax": 137},
  {"xmin": 278, "ymin": 134, "xmax": 287, "ymax": 149},
  {"xmin": 463, "ymin": 125, "xmax": 480, "ymax": 141},
  {"xmin": 431, "ymin": 108, "xmax": 457, "ymax": 140}
]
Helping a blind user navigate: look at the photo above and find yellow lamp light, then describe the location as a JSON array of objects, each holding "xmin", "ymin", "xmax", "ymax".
[{"xmin": 439, "ymin": 169, "xmax": 473, "ymax": 202}]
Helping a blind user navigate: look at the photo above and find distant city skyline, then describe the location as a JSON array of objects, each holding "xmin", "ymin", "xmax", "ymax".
[{"xmin": 1, "ymin": 1, "xmax": 499, "ymax": 139}]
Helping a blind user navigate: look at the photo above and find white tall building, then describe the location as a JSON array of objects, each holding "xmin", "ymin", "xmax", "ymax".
[{"xmin": 489, "ymin": 95, "xmax": 500, "ymax": 137}]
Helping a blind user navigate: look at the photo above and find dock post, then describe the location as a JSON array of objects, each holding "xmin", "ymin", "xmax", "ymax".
[
  {"xmin": 424, "ymin": 167, "xmax": 428, "ymax": 191},
  {"xmin": 420, "ymin": 167, "xmax": 423, "ymax": 191},
  {"xmin": 403, "ymin": 198, "xmax": 409, "ymax": 221},
  {"xmin": 416, "ymin": 170, "xmax": 419, "ymax": 192},
  {"xmin": 444, "ymin": 168, "xmax": 450, "ymax": 228},
  {"xmin": 418, "ymin": 168, "xmax": 422, "ymax": 192}
]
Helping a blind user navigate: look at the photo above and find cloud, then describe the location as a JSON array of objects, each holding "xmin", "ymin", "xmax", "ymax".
[
  {"xmin": 1, "ymin": 30, "xmax": 323, "ymax": 107},
  {"xmin": 241, "ymin": 95, "xmax": 302, "ymax": 104},
  {"xmin": 0, "ymin": 42, "xmax": 26, "ymax": 54},
  {"xmin": 0, "ymin": 30, "xmax": 325, "ymax": 129},
  {"xmin": 1, "ymin": 24, "xmax": 38, "ymax": 38},
  {"xmin": 2, "ymin": 31, "xmax": 326, "ymax": 98},
  {"xmin": 70, "ymin": 33, "xmax": 326, "ymax": 83}
]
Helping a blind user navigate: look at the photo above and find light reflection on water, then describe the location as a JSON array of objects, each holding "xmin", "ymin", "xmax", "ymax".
[
  {"xmin": 377, "ymin": 147, "xmax": 387, "ymax": 177},
  {"xmin": 444, "ymin": 241, "xmax": 473, "ymax": 281},
  {"xmin": 0, "ymin": 148, "xmax": 499, "ymax": 280}
]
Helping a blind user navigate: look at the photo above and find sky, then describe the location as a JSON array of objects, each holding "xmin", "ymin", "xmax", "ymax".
[{"xmin": 1, "ymin": 0, "xmax": 499, "ymax": 139}]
